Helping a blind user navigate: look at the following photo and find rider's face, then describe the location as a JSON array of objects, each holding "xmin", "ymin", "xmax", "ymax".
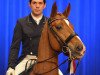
[{"xmin": 29, "ymin": 0, "xmax": 46, "ymax": 16}]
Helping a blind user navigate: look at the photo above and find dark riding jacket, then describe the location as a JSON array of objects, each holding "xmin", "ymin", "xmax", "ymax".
[{"xmin": 8, "ymin": 14, "xmax": 47, "ymax": 69}]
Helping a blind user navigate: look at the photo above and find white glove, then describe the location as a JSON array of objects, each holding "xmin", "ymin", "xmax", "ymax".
[
  {"xmin": 6, "ymin": 67, "xmax": 15, "ymax": 75},
  {"xmin": 58, "ymin": 69, "xmax": 63, "ymax": 75}
]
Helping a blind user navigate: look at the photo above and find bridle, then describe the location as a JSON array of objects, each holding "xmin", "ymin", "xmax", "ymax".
[{"xmin": 48, "ymin": 18, "xmax": 78, "ymax": 59}]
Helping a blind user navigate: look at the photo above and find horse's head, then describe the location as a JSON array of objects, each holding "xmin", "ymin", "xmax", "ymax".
[{"xmin": 48, "ymin": 3, "xmax": 85, "ymax": 60}]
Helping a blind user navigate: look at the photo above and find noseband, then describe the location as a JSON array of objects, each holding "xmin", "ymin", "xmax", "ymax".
[{"xmin": 48, "ymin": 18, "xmax": 77, "ymax": 59}]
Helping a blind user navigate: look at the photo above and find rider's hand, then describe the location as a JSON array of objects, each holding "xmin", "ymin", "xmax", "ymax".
[{"xmin": 6, "ymin": 67, "xmax": 15, "ymax": 75}]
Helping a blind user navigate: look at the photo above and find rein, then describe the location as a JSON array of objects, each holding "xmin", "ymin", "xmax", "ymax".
[{"xmin": 33, "ymin": 53, "xmax": 70, "ymax": 75}]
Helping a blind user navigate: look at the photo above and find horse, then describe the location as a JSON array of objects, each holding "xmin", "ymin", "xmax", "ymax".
[{"xmin": 29, "ymin": 3, "xmax": 85, "ymax": 75}]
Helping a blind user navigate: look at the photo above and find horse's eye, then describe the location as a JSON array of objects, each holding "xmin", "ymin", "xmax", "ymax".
[{"xmin": 56, "ymin": 25, "xmax": 62, "ymax": 30}]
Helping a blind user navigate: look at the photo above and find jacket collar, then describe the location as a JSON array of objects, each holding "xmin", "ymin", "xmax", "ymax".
[{"xmin": 28, "ymin": 13, "xmax": 45, "ymax": 25}]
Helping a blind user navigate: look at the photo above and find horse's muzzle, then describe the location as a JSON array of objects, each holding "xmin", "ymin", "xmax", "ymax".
[{"xmin": 76, "ymin": 45, "xmax": 83, "ymax": 51}]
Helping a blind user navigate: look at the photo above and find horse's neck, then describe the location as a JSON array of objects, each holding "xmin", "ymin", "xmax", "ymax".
[
  {"xmin": 36, "ymin": 24, "xmax": 58, "ymax": 75},
  {"xmin": 38, "ymin": 23, "xmax": 58, "ymax": 61}
]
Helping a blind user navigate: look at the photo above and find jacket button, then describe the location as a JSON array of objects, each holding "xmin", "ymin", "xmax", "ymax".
[
  {"xmin": 30, "ymin": 52, "xmax": 33, "ymax": 54},
  {"xmin": 30, "ymin": 38, "xmax": 32, "ymax": 40}
]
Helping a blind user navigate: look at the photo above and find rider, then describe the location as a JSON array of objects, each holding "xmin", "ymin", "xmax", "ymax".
[{"xmin": 6, "ymin": 0, "xmax": 63, "ymax": 75}]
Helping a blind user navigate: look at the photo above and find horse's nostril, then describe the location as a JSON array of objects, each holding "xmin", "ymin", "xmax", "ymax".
[{"xmin": 76, "ymin": 45, "xmax": 83, "ymax": 51}]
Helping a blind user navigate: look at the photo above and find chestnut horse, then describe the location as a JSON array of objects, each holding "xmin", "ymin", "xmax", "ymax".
[{"xmin": 30, "ymin": 3, "xmax": 85, "ymax": 75}]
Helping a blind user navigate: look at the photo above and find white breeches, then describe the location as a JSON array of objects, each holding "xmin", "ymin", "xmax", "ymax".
[
  {"xmin": 14, "ymin": 55, "xmax": 63, "ymax": 75},
  {"xmin": 15, "ymin": 55, "xmax": 37, "ymax": 75}
]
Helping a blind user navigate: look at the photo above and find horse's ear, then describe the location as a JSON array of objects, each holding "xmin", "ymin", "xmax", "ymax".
[
  {"xmin": 63, "ymin": 3, "xmax": 71, "ymax": 18},
  {"xmin": 50, "ymin": 2, "xmax": 57, "ymax": 18}
]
